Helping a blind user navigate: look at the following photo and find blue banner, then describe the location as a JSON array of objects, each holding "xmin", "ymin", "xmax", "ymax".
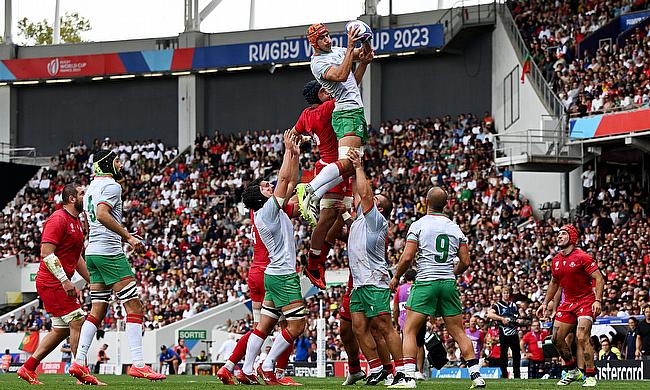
[
  {"xmin": 193, "ymin": 24, "xmax": 443, "ymax": 68},
  {"xmin": 621, "ymin": 10, "xmax": 650, "ymax": 30}
]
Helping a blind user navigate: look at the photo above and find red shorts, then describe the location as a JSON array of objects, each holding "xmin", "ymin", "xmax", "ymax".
[
  {"xmin": 315, "ymin": 160, "xmax": 352, "ymax": 196},
  {"xmin": 248, "ymin": 267, "xmax": 266, "ymax": 303},
  {"xmin": 36, "ymin": 281, "xmax": 81, "ymax": 317},
  {"xmin": 340, "ymin": 289, "xmax": 352, "ymax": 322},
  {"xmin": 555, "ymin": 300, "xmax": 595, "ymax": 325}
]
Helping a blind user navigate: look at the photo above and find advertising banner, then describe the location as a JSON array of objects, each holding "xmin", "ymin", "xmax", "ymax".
[{"xmin": 0, "ymin": 24, "xmax": 443, "ymax": 81}]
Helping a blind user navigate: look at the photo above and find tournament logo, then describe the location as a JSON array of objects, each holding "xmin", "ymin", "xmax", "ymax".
[{"xmin": 47, "ymin": 58, "xmax": 60, "ymax": 76}]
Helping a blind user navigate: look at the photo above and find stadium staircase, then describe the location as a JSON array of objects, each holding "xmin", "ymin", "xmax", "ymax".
[
  {"xmin": 493, "ymin": 4, "xmax": 584, "ymax": 169},
  {"xmin": 436, "ymin": 0, "xmax": 498, "ymax": 53}
]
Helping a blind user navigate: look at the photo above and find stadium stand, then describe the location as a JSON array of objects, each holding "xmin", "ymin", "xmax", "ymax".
[
  {"xmin": 1, "ymin": 113, "xmax": 647, "ymax": 366},
  {"xmin": 510, "ymin": 0, "xmax": 650, "ymax": 115}
]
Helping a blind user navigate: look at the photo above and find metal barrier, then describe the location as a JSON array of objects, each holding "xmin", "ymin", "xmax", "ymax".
[
  {"xmin": 436, "ymin": 0, "xmax": 498, "ymax": 46},
  {"xmin": 498, "ymin": 3, "xmax": 565, "ymax": 121},
  {"xmin": 493, "ymin": 127, "xmax": 583, "ymax": 165},
  {"xmin": 0, "ymin": 142, "xmax": 39, "ymax": 165}
]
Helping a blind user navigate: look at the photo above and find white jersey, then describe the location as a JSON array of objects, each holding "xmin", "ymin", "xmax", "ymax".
[
  {"xmin": 310, "ymin": 46, "xmax": 364, "ymax": 111},
  {"xmin": 406, "ymin": 213, "xmax": 467, "ymax": 281},
  {"xmin": 254, "ymin": 196, "xmax": 296, "ymax": 276},
  {"xmin": 348, "ymin": 204, "xmax": 390, "ymax": 289},
  {"xmin": 84, "ymin": 176, "xmax": 124, "ymax": 256}
]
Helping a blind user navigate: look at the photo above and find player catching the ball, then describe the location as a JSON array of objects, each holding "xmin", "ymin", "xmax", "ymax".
[
  {"xmin": 537, "ymin": 225, "xmax": 604, "ymax": 387},
  {"xmin": 296, "ymin": 22, "xmax": 373, "ymax": 229}
]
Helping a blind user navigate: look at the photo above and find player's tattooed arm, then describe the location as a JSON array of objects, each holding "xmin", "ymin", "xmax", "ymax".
[
  {"xmin": 323, "ymin": 27, "xmax": 363, "ymax": 82},
  {"xmin": 537, "ymin": 276, "xmax": 560, "ymax": 319}
]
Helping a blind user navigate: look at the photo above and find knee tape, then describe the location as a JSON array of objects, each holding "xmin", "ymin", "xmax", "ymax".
[
  {"xmin": 52, "ymin": 308, "xmax": 86, "ymax": 328},
  {"xmin": 90, "ymin": 289, "xmax": 112, "ymax": 304},
  {"xmin": 338, "ymin": 146, "xmax": 364, "ymax": 160},
  {"xmin": 283, "ymin": 305, "xmax": 306, "ymax": 321},
  {"xmin": 320, "ymin": 198, "xmax": 343, "ymax": 209},
  {"xmin": 343, "ymin": 196, "xmax": 353, "ymax": 210},
  {"xmin": 116, "ymin": 281, "xmax": 139, "ymax": 303},
  {"xmin": 253, "ymin": 307, "xmax": 262, "ymax": 323},
  {"xmin": 261, "ymin": 305, "xmax": 281, "ymax": 320}
]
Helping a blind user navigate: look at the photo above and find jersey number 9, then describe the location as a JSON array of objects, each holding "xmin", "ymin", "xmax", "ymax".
[{"xmin": 434, "ymin": 234, "xmax": 450, "ymax": 263}]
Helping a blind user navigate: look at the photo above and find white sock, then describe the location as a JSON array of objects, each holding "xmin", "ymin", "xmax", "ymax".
[
  {"xmin": 314, "ymin": 176, "xmax": 344, "ymax": 198},
  {"xmin": 262, "ymin": 330, "xmax": 292, "ymax": 372},
  {"xmin": 224, "ymin": 360, "xmax": 235, "ymax": 372},
  {"xmin": 242, "ymin": 331, "xmax": 265, "ymax": 375},
  {"xmin": 126, "ymin": 322, "xmax": 145, "ymax": 367},
  {"xmin": 310, "ymin": 163, "xmax": 341, "ymax": 193},
  {"xmin": 75, "ymin": 321, "xmax": 97, "ymax": 365},
  {"xmin": 404, "ymin": 362, "xmax": 416, "ymax": 375}
]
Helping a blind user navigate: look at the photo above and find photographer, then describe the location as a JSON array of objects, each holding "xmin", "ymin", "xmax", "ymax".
[{"xmin": 487, "ymin": 286, "xmax": 521, "ymax": 379}]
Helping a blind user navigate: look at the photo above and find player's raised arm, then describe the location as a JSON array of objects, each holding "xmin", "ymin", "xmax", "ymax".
[
  {"xmin": 353, "ymin": 48, "xmax": 374, "ymax": 85},
  {"xmin": 273, "ymin": 129, "xmax": 300, "ymax": 204},
  {"xmin": 347, "ymin": 148, "xmax": 372, "ymax": 213},
  {"xmin": 323, "ymin": 28, "xmax": 363, "ymax": 82}
]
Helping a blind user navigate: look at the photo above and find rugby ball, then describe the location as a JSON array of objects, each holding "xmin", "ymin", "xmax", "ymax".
[{"xmin": 345, "ymin": 20, "xmax": 373, "ymax": 42}]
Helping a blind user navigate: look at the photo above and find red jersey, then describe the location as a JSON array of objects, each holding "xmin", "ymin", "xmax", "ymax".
[
  {"xmin": 37, "ymin": 209, "xmax": 84, "ymax": 287},
  {"xmin": 551, "ymin": 248, "xmax": 599, "ymax": 303},
  {"xmin": 250, "ymin": 209, "xmax": 270, "ymax": 271},
  {"xmin": 521, "ymin": 329, "xmax": 549, "ymax": 361},
  {"xmin": 294, "ymin": 100, "xmax": 338, "ymax": 164}
]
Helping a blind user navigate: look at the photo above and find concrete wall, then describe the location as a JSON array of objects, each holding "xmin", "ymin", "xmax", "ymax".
[
  {"xmin": 491, "ymin": 12, "xmax": 551, "ymax": 134},
  {"xmin": 513, "ymin": 166, "xmax": 583, "ymax": 216},
  {"xmin": 0, "ymin": 256, "xmax": 21, "ymax": 304}
]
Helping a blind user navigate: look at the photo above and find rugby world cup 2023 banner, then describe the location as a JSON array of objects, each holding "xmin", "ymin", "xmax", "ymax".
[{"xmin": 0, "ymin": 24, "xmax": 443, "ymax": 81}]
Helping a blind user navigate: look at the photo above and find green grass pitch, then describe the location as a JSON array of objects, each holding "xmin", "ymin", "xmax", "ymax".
[{"xmin": 0, "ymin": 375, "xmax": 644, "ymax": 389}]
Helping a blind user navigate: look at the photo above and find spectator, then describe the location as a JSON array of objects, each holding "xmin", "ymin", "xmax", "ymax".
[
  {"xmin": 1, "ymin": 349, "xmax": 12, "ymax": 373},
  {"xmin": 94, "ymin": 344, "xmax": 110, "ymax": 374},
  {"xmin": 637, "ymin": 304, "xmax": 650, "ymax": 359},
  {"xmin": 195, "ymin": 350, "xmax": 209, "ymax": 362},
  {"xmin": 159, "ymin": 345, "xmax": 180, "ymax": 375},
  {"xmin": 581, "ymin": 165, "xmax": 595, "ymax": 198},
  {"xmin": 60, "ymin": 338, "xmax": 72, "ymax": 364},
  {"xmin": 598, "ymin": 337, "xmax": 619, "ymax": 360},
  {"xmin": 623, "ymin": 317, "xmax": 639, "ymax": 360},
  {"xmin": 520, "ymin": 319, "xmax": 549, "ymax": 379},
  {"xmin": 294, "ymin": 332, "xmax": 311, "ymax": 362}
]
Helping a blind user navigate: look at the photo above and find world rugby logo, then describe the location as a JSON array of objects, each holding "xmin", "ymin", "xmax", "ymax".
[{"xmin": 47, "ymin": 58, "xmax": 60, "ymax": 76}]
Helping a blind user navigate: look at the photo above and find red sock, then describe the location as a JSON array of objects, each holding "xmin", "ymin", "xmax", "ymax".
[
  {"xmin": 383, "ymin": 363, "xmax": 394, "ymax": 374},
  {"xmin": 585, "ymin": 368, "xmax": 596, "ymax": 377},
  {"xmin": 308, "ymin": 250, "xmax": 321, "ymax": 270},
  {"xmin": 348, "ymin": 357, "xmax": 362, "ymax": 374},
  {"xmin": 562, "ymin": 358, "xmax": 577, "ymax": 370},
  {"xmin": 276, "ymin": 342, "xmax": 294, "ymax": 370},
  {"xmin": 318, "ymin": 241, "xmax": 331, "ymax": 266},
  {"xmin": 368, "ymin": 358, "xmax": 382, "ymax": 374},
  {"xmin": 24, "ymin": 356, "xmax": 40, "ymax": 372},
  {"xmin": 228, "ymin": 331, "xmax": 252, "ymax": 366}
]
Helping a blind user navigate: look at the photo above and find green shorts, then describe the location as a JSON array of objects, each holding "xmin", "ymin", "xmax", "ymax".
[
  {"xmin": 332, "ymin": 107, "xmax": 368, "ymax": 141},
  {"xmin": 406, "ymin": 279, "xmax": 463, "ymax": 317},
  {"xmin": 350, "ymin": 285, "xmax": 390, "ymax": 318},
  {"xmin": 263, "ymin": 273, "xmax": 303, "ymax": 308},
  {"xmin": 86, "ymin": 253, "xmax": 134, "ymax": 286}
]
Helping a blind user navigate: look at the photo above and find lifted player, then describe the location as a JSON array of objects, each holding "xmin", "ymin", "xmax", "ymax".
[
  {"xmin": 537, "ymin": 225, "xmax": 604, "ymax": 387},
  {"xmin": 296, "ymin": 22, "xmax": 373, "ymax": 227},
  {"xmin": 17, "ymin": 184, "xmax": 100, "ymax": 385},
  {"xmin": 72, "ymin": 150, "xmax": 165, "ymax": 382}
]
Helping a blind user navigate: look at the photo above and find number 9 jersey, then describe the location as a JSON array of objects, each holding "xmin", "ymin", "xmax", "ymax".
[
  {"xmin": 83, "ymin": 176, "xmax": 124, "ymax": 256},
  {"xmin": 405, "ymin": 212, "xmax": 467, "ymax": 281}
]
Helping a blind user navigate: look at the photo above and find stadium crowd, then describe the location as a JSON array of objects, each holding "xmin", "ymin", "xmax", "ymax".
[
  {"xmin": 510, "ymin": 0, "xmax": 650, "ymax": 115},
  {"xmin": 0, "ymin": 113, "xmax": 648, "ymax": 367}
]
